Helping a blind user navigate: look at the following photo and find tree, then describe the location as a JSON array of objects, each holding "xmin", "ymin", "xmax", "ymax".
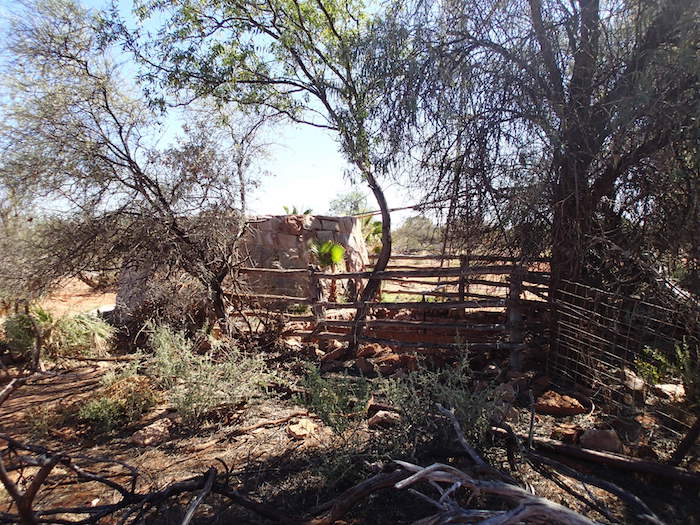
[
  {"xmin": 0, "ymin": 0, "xmax": 267, "ymax": 329},
  {"xmin": 377, "ymin": 0, "xmax": 700, "ymax": 289},
  {"xmin": 123, "ymin": 0, "xmax": 403, "ymax": 348},
  {"xmin": 329, "ymin": 190, "xmax": 369, "ymax": 216}
]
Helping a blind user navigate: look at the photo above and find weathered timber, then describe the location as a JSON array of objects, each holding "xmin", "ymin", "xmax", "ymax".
[
  {"xmin": 317, "ymin": 265, "xmax": 518, "ymax": 280},
  {"xmin": 319, "ymin": 299, "xmax": 506, "ymax": 310},
  {"xmin": 491, "ymin": 427, "xmax": 700, "ymax": 485},
  {"xmin": 321, "ymin": 319, "xmax": 506, "ymax": 331}
]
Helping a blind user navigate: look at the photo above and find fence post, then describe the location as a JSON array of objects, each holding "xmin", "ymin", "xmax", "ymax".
[
  {"xmin": 308, "ymin": 265, "xmax": 326, "ymax": 331},
  {"xmin": 458, "ymin": 255, "xmax": 467, "ymax": 302},
  {"xmin": 507, "ymin": 264, "xmax": 524, "ymax": 371}
]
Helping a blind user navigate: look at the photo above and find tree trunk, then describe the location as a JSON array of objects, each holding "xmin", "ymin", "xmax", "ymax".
[{"xmin": 349, "ymin": 169, "xmax": 391, "ymax": 353}]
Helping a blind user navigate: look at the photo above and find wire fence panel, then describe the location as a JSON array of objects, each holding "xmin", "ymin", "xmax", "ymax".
[{"xmin": 549, "ymin": 279, "xmax": 699, "ymax": 451}]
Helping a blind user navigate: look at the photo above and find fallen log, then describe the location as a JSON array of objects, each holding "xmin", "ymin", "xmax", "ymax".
[{"xmin": 491, "ymin": 426, "xmax": 700, "ymax": 485}]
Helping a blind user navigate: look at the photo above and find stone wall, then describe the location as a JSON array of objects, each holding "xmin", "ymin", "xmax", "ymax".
[
  {"xmin": 238, "ymin": 214, "xmax": 369, "ymax": 299},
  {"xmin": 115, "ymin": 214, "xmax": 369, "ymax": 318}
]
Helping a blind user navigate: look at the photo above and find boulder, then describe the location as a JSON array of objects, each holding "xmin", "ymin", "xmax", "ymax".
[
  {"xmin": 375, "ymin": 353, "xmax": 401, "ymax": 375},
  {"xmin": 535, "ymin": 391, "xmax": 587, "ymax": 416},
  {"xmin": 551, "ymin": 423, "xmax": 582, "ymax": 444},
  {"xmin": 368, "ymin": 410, "xmax": 401, "ymax": 429},
  {"xmin": 357, "ymin": 343, "xmax": 386, "ymax": 358},
  {"xmin": 131, "ymin": 418, "xmax": 173, "ymax": 447},
  {"xmin": 653, "ymin": 383, "xmax": 685, "ymax": 402},
  {"xmin": 579, "ymin": 429, "xmax": 622, "ymax": 452},
  {"xmin": 320, "ymin": 341, "xmax": 348, "ymax": 362}
]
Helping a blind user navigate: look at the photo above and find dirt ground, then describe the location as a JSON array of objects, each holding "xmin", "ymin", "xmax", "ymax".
[
  {"xmin": 39, "ymin": 279, "xmax": 116, "ymax": 316},
  {"xmin": 1, "ymin": 278, "xmax": 698, "ymax": 524}
]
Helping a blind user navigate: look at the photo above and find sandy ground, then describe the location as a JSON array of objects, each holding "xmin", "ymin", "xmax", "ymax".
[{"xmin": 39, "ymin": 279, "xmax": 116, "ymax": 316}]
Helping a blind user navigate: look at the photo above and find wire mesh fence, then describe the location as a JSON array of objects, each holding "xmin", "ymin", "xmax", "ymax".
[{"xmin": 549, "ymin": 279, "xmax": 699, "ymax": 455}]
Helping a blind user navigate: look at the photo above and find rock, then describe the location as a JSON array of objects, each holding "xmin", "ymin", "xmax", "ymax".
[
  {"xmin": 535, "ymin": 391, "xmax": 587, "ymax": 416},
  {"xmin": 320, "ymin": 342, "xmax": 348, "ymax": 362},
  {"xmin": 551, "ymin": 423, "xmax": 582, "ymax": 444},
  {"xmin": 357, "ymin": 343, "xmax": 386, "ymax": 358},
  {"xmin": 366, "ymin": 396, "xmax": 399, "ymax": 418},
  {"xmin": 286, "ymin": 418, "xmax": 318, "ymax": 439},
  {"xmin": 131, "ymin": 418, "xmax": 173, "ymax": 447},
  {"xmin": 280, "ymin": 215, "xmax": 304, "ymax": 235},
  {"xmin": 375, "ymin": 353, "xmax": 401, "ymax": 375},
  {"xmin": 653, "ymin": 383, "xmax": 685, "ymax": 402},
  {"xmin": 621, "ymin": 368, "xmax": 645, "ymax": 391},
  {"xmin": 355, "ymin": 356, "xmax": 374, "ymax": 375},
  {"xmin": 579, "ymin": 429, "xmax": 622, "ymax": 452},
  {"xmin": 368, "ymin": 410, "xmax": 401, "ymax": 429}
]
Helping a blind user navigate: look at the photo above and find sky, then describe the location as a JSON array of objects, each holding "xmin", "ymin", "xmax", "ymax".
[
  {"xmin": 75, "ymin": 0, "xmax": 416, "ymax": 221},
  {"xmin": 0, "ymin": 0, "xmax": 417, "ymax": 222}
]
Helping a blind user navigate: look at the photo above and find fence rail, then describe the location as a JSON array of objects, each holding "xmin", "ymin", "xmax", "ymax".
[{"xmin": 230, "ymin": 253, "xmax": 550, "ymax": 363}]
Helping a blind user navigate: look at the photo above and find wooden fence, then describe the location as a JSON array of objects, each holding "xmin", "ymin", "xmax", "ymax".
[{"xmin": 228, "ymin": 253, "xmax": 550, "ymax": 365}]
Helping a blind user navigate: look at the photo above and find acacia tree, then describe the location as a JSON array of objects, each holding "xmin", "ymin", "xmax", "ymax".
[
  {"xmin": 0, "ymin": 0, "xmax": 267, "ymax": 328},
  {"xmin": 377, "ymin": 0, "xmax": 700, "ymax": 289},
  {"xmin": 122, "ymin": 0, "xmax": 403, "ymax": 348}
]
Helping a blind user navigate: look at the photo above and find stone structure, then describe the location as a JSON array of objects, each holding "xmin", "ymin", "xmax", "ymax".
[
  {"xmin": 114, "ymin": 214, "xmax": 369, "ymax": 318},
  {"xmin": 238, "ymin": 214, "xmax": 369, "ymax": 299}
]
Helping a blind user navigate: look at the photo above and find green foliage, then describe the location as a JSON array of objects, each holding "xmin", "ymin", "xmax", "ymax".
[
  {"xmin": 283, "ymin": 205, "xmax": 312, "ymax": 215},
  {"xmin": 298, "ymin": 366, "xmax": 372, "ymax": 434},
  {"xmin": 392, "ymin": 216, "xmax": 442, "ymax": 254},
  {"xmin": 329, "ymin": 190, "xmax": 368, "ymax": 216},
  {"xmin": 78, "ymin": 398, "xmax": 126, "ymax": 433},
  {"xmin": 379, "ymin": 355, "xmax": 498, "ymax": 455},
  {"xmin": 24, "ymin": 404, "xmax": 65, "ymax": 438},
  {"xmin": 79, "ymin": 376, "xmax": 156, "ymax": 433},
  {"xmin": 2, "ymin": 307, "xmax": 114, "ymax": 360},
  {"xmin": 145, "ymin": 324, "xmax": 277, "ymax": 424},
  {"xmin": 309, "ymin": 239, "xmax": 346, "ymax": 269},
  {"xmin": 636, "ymin": 341, "xmax": 700, "ymax": 405}
]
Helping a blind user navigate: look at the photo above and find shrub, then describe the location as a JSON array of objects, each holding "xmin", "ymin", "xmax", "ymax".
[
  {"xmin": 299, "ymin": 366, "xmax": 373, "ymax": 434},
  {"xmin": 2, "ymin": 306, "xmax": 114, "ymax": 360},
  {"xmin": 378, "ymin": 354, "xmax": 499, "ymax": 456},
  {"xmin": 78, "ymin": 398, "xmax": 125, "ymax": 433},
  {"xmin": 79, "ymin": 376, "xmax": 156, "ymax": 433},
  {"xmin": 145, "ymin": 324, "xmax": 278, "ymax": 424}
]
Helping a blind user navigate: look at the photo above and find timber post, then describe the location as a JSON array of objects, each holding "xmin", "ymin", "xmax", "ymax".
[{"xmin": 507, "ymin": 263, "xmax": 525, "ymax": 371}]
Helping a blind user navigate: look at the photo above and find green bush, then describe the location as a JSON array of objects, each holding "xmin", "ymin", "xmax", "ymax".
[
  {"xmin": 78, "ymin": 398, "xmax": 125, "ymax": 433},
  {"xmin": 145, "ymin": 324, "xmax": 277, "ymax": 424},
  {"xmin": 3, "ymin": 306, "xmax": 114, "ymax": 360},
  {"xmin": 299, "ymin": 366, "xmax": 373, "ymax": 434},
  {"xmin": 378, "ymin": 355, "xmax": 498, "ymax": 456},
  {"xmin": 79, "ymin": 376, "xmax": 156, "ymax": 433},
  {"xmin": 635, "ymin": 341, "xmax": 699, "ymax": 405}
]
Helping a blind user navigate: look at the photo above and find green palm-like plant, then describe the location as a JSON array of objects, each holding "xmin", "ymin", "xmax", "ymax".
[
  {"xmin": 283, "ymin": 205, "xmax": 312, "ymax": 215},
  {"xmin": 309, "ymin": 240, "xmax": 345, "ymax": 269},
  {"xmin": 309, "ymin": 240, "xmax": 346, "ymax": 302}
]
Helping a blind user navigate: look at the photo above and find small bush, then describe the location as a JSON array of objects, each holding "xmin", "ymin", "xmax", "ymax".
[
  {"xmin": 2, "ymin": 306, "xmax": 114, "ymax": 360},
  {"xmin": 299, "ymin": 366, "xmax": 373, "ymax": 434},
  {"xmin": 79, "ymin": 376, "xmax": 156, "ymax": 433},
  {"xmin": 78, "ymin": 398, "xmax": 125, "ymax": 433},
  {"xmin": 24, "ymin": 404, "xmax": 65, "ymax": 438},
  {"xmin": 378, "ymin": 354, "xmax": 498, "ymax": 456},
  {"xmin": 145, "ymin": 324, "xmax": 278, "ymax": 424}
]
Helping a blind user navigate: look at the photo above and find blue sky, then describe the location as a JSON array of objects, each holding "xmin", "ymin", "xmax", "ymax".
[{"xmin": 82, "ymin": 0, "xmax": 414, "ymax": 220}]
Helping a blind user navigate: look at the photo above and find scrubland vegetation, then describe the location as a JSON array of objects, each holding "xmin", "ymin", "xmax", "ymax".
[{"xmin": 0, "ymin": 0, "xmax": 698, "ymax": 523}]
